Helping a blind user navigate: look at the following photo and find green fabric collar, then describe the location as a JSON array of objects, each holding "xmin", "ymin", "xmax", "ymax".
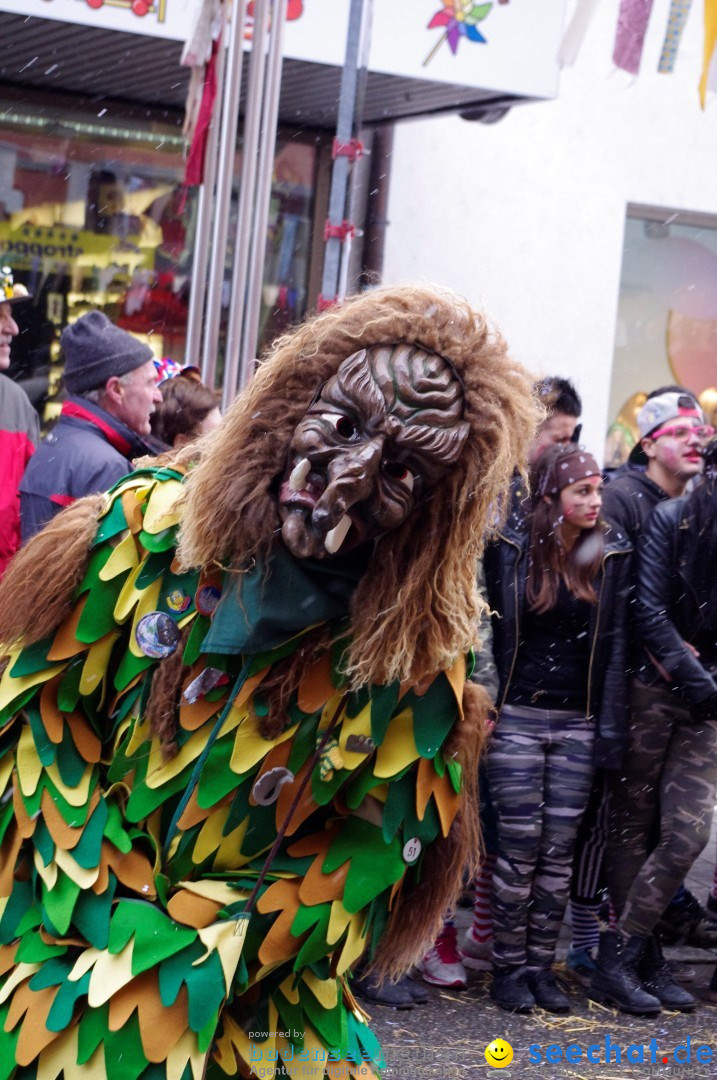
[{"xmin": 202, "ymin": 542, "xmax": 370, "ymax": 655}]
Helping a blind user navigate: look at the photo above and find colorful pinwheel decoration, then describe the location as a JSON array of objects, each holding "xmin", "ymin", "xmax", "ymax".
[{"xmin": 424, "ymin": 2, "xmax": 494, "ymax": 66}]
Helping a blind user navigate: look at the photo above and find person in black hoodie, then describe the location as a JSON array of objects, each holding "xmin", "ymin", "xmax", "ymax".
[
  {"xmin": 592, "ymin": 436, "xmax": 717, "ymax": 1015},
  {"xmin": 485, "ymin": 444, "xmax": 631, "ymax": 1014}
]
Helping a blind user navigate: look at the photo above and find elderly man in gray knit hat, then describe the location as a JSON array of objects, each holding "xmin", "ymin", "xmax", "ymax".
[{"xmin": 20, "ymin": 310, "xmax": 162, "ymax": 541}]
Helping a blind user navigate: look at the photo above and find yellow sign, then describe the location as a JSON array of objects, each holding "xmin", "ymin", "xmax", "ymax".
[{"xmin": 0, "ymin": 223, "xmax": 152, "ymax": 271}]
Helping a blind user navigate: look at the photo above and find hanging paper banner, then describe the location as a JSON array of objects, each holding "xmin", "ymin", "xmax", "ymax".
[
  {"xmin": 699, "ymin": 0, "xmax": 717, "ymax": 106},
  {"xmin": 658, "ymin": 0, "xmax": 694, "ymax": 73},
  {"xmin": 613, "ymin": 0, "xmax": 656, "ymax": 75},
  {"xmin": 558, "ymin": 0, "xmax": 600, "ymax": 66}
]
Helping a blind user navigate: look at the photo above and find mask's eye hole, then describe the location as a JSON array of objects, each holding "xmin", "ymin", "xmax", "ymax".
[
  {"xmin": 320, "ymin": 413, "xmax": 357, "ymax": 439},
  {"xmin": 382, "ymin": 460, "xmax": 415, "ymax": 492}
]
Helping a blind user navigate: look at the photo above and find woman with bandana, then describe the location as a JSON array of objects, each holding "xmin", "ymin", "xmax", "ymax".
[
  {"xmin": 485, "ymin": 443, "xmax": 631, "ymax": 1014},
  {"xmin": 0, "ymin": 286, "xmax": 536, "ymax": 1079}
]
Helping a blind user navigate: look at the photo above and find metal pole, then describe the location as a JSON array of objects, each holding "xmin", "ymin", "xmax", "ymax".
[
  {"xmin": 201, "ymin": 0, "xmax": 249, "ymax": 389},
  {"xmin": 239, "ymin": 0, "xmax": 288, "ymax": 385},
  {"xmin": 221, "ymin": 0, "xmax": 271, "ymax": 411},
  {"xmin": 320, "ymin": 0, "xmax": 372, "ymax": 305},
  {"xmin": 187, "ymin": 18, "xmax": 227, "ymax": 370}
]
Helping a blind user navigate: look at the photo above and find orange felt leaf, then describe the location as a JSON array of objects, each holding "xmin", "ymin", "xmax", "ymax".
[
  {"xmin": 46, "ymin": 597, "xmax": 88, "ymax": 662},
  {"xmin": 176, "ymin": 788, "xmax": 213, "ymax": 832},
  {"xmin": 0, "ymin": 826, "xmax": 25, "ymax": 898},
  {"xmin": 415, "ymin": 757, "xmax": 433, "ymax": 821},
  {"xmin": 0, "ymin": 941, "xmax": 18, "ymax": 976},
  {"xmin": 91, "ymin": 846, "xmax": 110, "ymax": 895},
  {"xmin": 256, "ymin": 878, "xmax": 304, "ymax": 967},
  {"xmin": 167, "ymin": 890, "xmax": 222, "ymax": 929},
  {"xmin": 296, "ymin": 832, "xmax": 349, "ymax": 907},
  {"xmin": 66, "ymin": 713, "xmax": 102, "ymax": 764},
  {"xmin": 107, "ymin": 845, "xmax": 156, "ymax": 898},
  {"xmin": 297, "ymin": 652, "xmax": 334, "ymax": 715},
  {"xmin": 274, "ymin": 760, "xmax": 318, "ymax": 837},
  {"xmin": 8, "ymin": 983, "xmax": 59, "ymax": 1065},
  {"xmin": 39, "ymin": 677, "xmax": 65, "ymax": 745},
  {"xmin": 11, "ymin": 785, "xmax": 36, "ymax": 841},
  {"xmin": 416, "ymin": 756, "xmax": 460, "ymax": 835},
  {"xmin": 122, "ymin": 490, "xmax": 144, "ymax": 534},
  {"xmin": 40, "ymin": 788, "xmax": 84, "ymax": 850},
  {"xmin": 109, "ymin": 971, "xmax": 190, "ymax": 1064}
]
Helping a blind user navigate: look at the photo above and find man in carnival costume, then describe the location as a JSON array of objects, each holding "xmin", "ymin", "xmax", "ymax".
[{"xmin": 0, "ymin": 286, "xmax": 536, "ymax": 1079}]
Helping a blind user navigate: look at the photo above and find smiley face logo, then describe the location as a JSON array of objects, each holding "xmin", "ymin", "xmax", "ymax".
[{"xmin": 485, "ymin": 1038, "xmax": 513, "ymax": 1068}]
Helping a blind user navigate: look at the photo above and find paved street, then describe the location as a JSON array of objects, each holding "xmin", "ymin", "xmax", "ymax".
[{"xmin": 368, "ymin": 811, "xmax": 717, "ymax": 1079}]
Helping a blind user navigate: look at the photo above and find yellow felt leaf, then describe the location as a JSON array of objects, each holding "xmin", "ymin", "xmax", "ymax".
[
  {"xmin": 99, "ymin": 531, "xmax": 139, "ymax": 582},
  {"xmin": 33, "ymin": 848, "xmax": 58, "ymax": 891},
  {"xmin": 229, "ymin": 713, "xmax": 298, "ymax": 775},
  {"xmin": 191, "ymin": 803, "xmax": 231, "ymax": 865},
  {"xmin": 142, "ymin": 478, "xmax": 184, "ymax": 534},
  {"xmin": 44, "ymin": 761, "xmax": 94, "ymax": 808},
  {"xmin": 0, "ymin": 962, "xmax": 40, "ymax": 1005},
  {"xmin": 54, "ymin": 845, "xmax": 100, "ymax": 889},
  {"xmin": 0, "ymin": 664, "xmax": 64, "ymax": 716},
  {"xmin": 80, "ymin": 632, "xmax": 120, "ymax": 696},
  {"xmin": 282, "ymin": 1027, "xmax": 328, "ymax": 1080},
  {"xmin": 67, "ymin": 948, "xmax": 101, "ymax": 984},
  {"xmin": 16, "ymin": 725, "xmax": 43, "ymax": 797},
  {"xmin": 303, "ymin": 970, "xmax": 338, "ymax": 1010},
  {"xmin": 36, "ymin": 1025, "xmax": 101, "ymax": 1080},
  {"xmin": 166, "ymin": 1029, "xmax": 206, "ymax": 1080},
  {"xmin": 175, "ymin": 879, "xmax": 249, "ymax": 908},
  {"xmin": 373, "ymin": 707, "xmax": 418, "ymax": 779},
  {"xmin": 443, "ymin": 655, "xmax": 466, "ymax": 719},
  {"xmin": 194, "ymin": 915, "xmax": 249, "ymax": 995},
  {"xmin": 125, "ymin": 712, "xmax": 153, "ymax": 757},
  {"xmin": 145, "ymin": 725, "xmax": 211, "ymax": 789},
  {"xmin": 128, "ymin": 578, "xmax": 164, "ymax": 658},
  {"xmin": 213, "ymin": 817, "xmax": 251, "ymax": 871},
  {"xmin": 335, "ymin": 911, "xmax": 367, "ymax": 975},
  {"xmin": 337, "ymin": 703, "xmax": 374, "ymax": 770},
  {"xmin": 113, "ymin": 559, "xmax": 149, "ymax": 624},
  {"xmin": 87, "ymin": 940, "xmax": 135, "ymax": 1007},
  {"xmin": 278, "ymin": 975, "xmax": 300, "ymax": 1005},
  {"xmin": 326, "ymin": 899, "xmax": 352, "ymax": 947}
]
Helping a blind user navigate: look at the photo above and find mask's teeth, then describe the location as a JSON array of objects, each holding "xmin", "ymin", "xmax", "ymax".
[
  {"xmin": 288, "ymin": 458, "xmax": 311, "ymax": 491},
  {"xmin": 324, "ymin": 514, "xmax": 352, "ymax": 554}
]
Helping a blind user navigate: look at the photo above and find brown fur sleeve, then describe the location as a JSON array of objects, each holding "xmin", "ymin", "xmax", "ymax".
[
  {"xmin": 0, "ymin": 494, "xmax": 105, "ymax": 651},
  {"xmin": 366, "ymin": 680, "xmax": 490, "ymax": 983}
]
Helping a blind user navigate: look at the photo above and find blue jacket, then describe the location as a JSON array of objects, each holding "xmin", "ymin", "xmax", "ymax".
[{"xmin": 19, "ymin": 396, "xmax": 154, "ymax": 542}]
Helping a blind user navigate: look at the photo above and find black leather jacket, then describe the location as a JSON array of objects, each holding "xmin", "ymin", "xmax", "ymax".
[
  {"xmin": 484, "ymin": 524, "xmax": 632, "ymax": 769},
  {"xmin": 635, "ymin": 497, "xmax": 717, "ymax": 705}
]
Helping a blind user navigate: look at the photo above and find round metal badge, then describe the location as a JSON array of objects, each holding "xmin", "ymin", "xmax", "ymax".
[
  {"xmin": 135, "ymin": 611, "xmax": 181, "ymax": 659},
  {"xmin": 195, "ymin": 584, "xmax": 222, "ymax": 617}
]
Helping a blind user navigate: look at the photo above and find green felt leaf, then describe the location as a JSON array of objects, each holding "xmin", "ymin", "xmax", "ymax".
[
  {"xmin": 15, "ymin": 930, "xmax": 66, "ymax": 964},
  {"xmin": 93, "ymin": 498, "xmax": 128, "ymax": 545},
  {"xmin": 125, "ymin": 768, "xmax": 189, "ymax": 823},
  {"xmin": 402, "ymin": 673, "xmax": 457, "ymax": 758},
  {"xmin": 186, "ymin": 950, "xmax": 225, "ymax": 1032},
  {"xmin": 369, "ymin": 681, "xmax": 400, "ymax": 746},
  {"xmin": 138, "ymin": 525, "xmax": 178, "ymax": 553},
  {"xmin": 28, "ymin": 954, "xmax": 73, "ymax": 990},
  {"xmin": 77, "ymin": 1001, "xmax": 110, "ymax": 1064},
  {"xmin": 311, "ymin": 764, "xmax": 351, "ymax": 807},
  {"xmin": 323, "ymin": 818, "xmax": 404, "ymax": 914},
  {"xmin": 286, "ymin": 708, "xmax": 320, "ymax": 774},
  {"xmin": 273, "ymin": 988, "xmax": 306, "ymax": 1049},
  {"xmin": 381, "ymin": 770, "xmax": 414, "ymax": 843},
  {"xmin": 351, "ymin": 1010, "xmax": 385, "ymax": 1068},
  {"xmin": 27, "ymin": 704, "xmax": 55, "ymax": 767},
  {"xmin": 12, "ymin": 904, "xmax": 42, "ymax": 938},
  {"xmin": 135, "ymin": 549, "xmax": 172, "ymax": 590},
  {"xmin": 57, "ymin": 657, "xmax": 84, "ymax": 712},
  {"xmin": 104, "ymin": 1012, "xmax": 147, "ymax": 1080},
  {"xmin": 291, "ymin": 903, "xmax": 331, "ymax": 971},
  {"xmin": 344, "ymin": 768, "xmax": 385, "ymax": 810},
  {"xmin": 182, "ymin": 614, "xmax": 211, "ymax": 668},
  {"xmin": 42, "ymin": 772, "xmax": 95, "ymax": 827},
  {"xmin": 47, "ymin": 969, "xmax": 91, "ymax": 1033},
  {"xmin": 73, "ymin": 873, "xmax": 116, "ymax": 949},
  {"xmin": 71, "ymin": 798, "xmax": 109, "ymax": 869},
  {"xmin": 158, "ymin": 938, "xmax": 204, "ymax": 1007},
  {"xmin": 8, "ymin": 637, "xmax": 52, "ymax": 678},
  {"xmin": 33, "ymin": 819, "xmax": 54, "ymax": 868},
  {"xmin": 446, "ymin": 757, "xmax": 462, "ymax": 794},
  {"xmin": 239, "ymin": 802, "xmax": 280, "ymax": 858},
  {"xmin": 195, "ymin": 732, "xmax": 245, "ymax": 811},
  {"xmin": 220, "ymin": 777, "xmax": 253, "ymax": 834},
  {"xmin": 466, "ymin": 647, "xmax": 475, "ymax": 680},
  {"xmin": 55, "ymin": 724, "xmax": 90, "ymax": 787},
  {"xmin": 42, "ymin": 870, "xmax": 81, "ymax": 936},
  {"xmin": 0, "ymin": 1004, "xmax": 20, "ymax": 1080},
  {"xmin": 76, "ymin": 573, "xmax": 126, "ymax": 644},
  {"xmin": 113, "ymin": 648, "xmax": 154, "ymax": 693},
  {"xmin": 0, "ymin": 879, "xmax": 32, "ymax": 940},
  {"xmin": 103, "ymin": 801, "xmax": 133, "ymax": 853},
  {"xmin": 108, "ymin": 900, "xmax": 197, "ymax": 975},
  {"xmin": 301, "ymin": 981, "xmax": 347, "ymax": 1053},
  {"xmin": 345, "ymin": 685, "xmax": 370, "ymax": 721},
  {"xmin": 362, "ymin": 896, "xmax": 389, "ymax": 962},
  {"xmin": 0, "ymin": 686, "xmax": 40, "ymax": 729}
]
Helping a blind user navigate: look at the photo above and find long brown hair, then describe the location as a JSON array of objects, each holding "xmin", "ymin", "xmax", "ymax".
[{"xmin": 526, "ymin": 444, "xmax": 605, "ymax": 614}]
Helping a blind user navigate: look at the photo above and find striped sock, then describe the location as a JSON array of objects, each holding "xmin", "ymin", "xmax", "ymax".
[
  {"xmin": 570, "ymin": 901, "xmax": 602, "ymax": 953},
  {"xmin": 471, "ymin": 853, "xmax": 497, "ymax": 943}
]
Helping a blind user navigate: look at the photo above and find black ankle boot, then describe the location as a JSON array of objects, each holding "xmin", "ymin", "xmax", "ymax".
[
  {"xmin": 638, "ymin": 935, "xmax": 695, "ymax": 1012},
  {"xmin": 589, "ymin": 931, "xmax": 661, "ymax": 1016},
  {"xmin": 490, "ymin": 965, "xmax": 535, "ymax": 1013},
  {"xmin": 527, "ymin": 968, "xmax": 571, "ymax": 1013}
]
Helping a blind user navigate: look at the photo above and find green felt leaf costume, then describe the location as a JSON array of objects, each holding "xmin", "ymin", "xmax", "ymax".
[{"xmin": 0, "ymin": 468, "xmax": 469, "ymax": 1080}]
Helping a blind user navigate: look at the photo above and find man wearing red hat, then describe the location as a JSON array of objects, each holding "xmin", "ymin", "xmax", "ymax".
[{"xmin": 0, "ymin": 267, "xmax": 39, "ymax": 578}]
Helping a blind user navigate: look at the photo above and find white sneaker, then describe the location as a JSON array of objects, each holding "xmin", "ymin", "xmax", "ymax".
[
  {"xmin": 461, "ymin": 927, "xmax": 493, "ymax": 971},
  {"xmin": 417, "ymin": 925, "xmax": 468, "ymax": 988}
]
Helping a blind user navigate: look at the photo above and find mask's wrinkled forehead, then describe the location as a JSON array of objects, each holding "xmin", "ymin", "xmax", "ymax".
[{"xmin": 332, "ymin": 343, "xmax": 469, "ymax": 462}]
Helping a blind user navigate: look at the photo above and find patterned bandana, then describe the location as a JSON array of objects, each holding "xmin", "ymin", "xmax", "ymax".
[{"xmin": 540, "ymin": 448, "xmax": 601, "ymax": 495}]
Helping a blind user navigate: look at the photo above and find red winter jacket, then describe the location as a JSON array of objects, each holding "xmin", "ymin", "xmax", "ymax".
[{"xmin": 0, "ymin": 376, "xmax": 39, "ymax": 578}]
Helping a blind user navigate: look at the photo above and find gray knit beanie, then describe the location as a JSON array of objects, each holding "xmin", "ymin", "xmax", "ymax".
[{"xmin": 61, "ymin": 311, "xmax": 154, "ymax": 394}]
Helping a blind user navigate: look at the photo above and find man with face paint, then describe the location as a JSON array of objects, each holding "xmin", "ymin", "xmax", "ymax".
[{"xmin": 0, "ymin": 286, "xmax": 537, "ymax": 1078}]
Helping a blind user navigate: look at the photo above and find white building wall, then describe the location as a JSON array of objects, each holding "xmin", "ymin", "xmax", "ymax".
[{"xmin": 383, "ymin": 0, "xmax": 717, "ymax": 459}]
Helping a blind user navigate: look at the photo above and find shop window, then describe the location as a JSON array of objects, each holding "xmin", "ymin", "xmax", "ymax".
[{"xmin": 606, "ymin": 205, "xmax": 717, "ymax": 467}]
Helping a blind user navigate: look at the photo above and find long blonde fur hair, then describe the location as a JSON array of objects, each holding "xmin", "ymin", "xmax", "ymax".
[{"xmin": 178, "ymin": 284, "xmax": 538, "ymax": 690}]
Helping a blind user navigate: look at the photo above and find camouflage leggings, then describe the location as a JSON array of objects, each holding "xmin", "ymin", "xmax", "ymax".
[
  {"xmin": 487, "ymin": 704, "xmax": 595, "ymax": 968},
  {"xmin": 607, "ymin": 680, "xmax": 717, "ymax": 938}
]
